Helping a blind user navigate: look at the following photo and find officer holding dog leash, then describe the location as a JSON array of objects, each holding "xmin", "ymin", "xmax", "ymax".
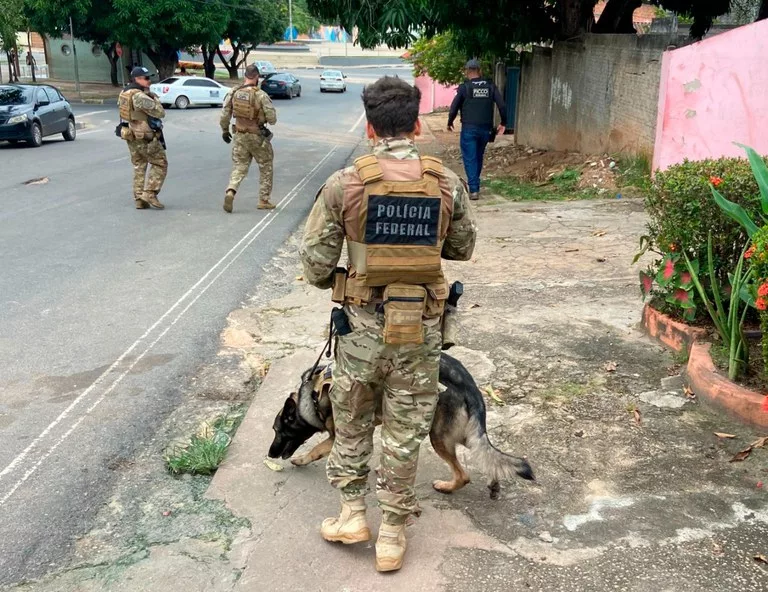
[{"xmin": 300, "ymin": 76, "xmax": 476, "ymax": 573}]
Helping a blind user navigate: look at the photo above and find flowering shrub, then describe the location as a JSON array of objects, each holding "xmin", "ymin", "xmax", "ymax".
[{"xmin": 639, "ymin": 156, "xmax": 768, "ymax": 320}]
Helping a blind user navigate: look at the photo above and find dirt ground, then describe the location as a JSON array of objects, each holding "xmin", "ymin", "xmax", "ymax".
[
  {"xmin": 422, "ymin": 112, "xmax": 622, "ymax": 193},
  {"xmin": 10, "ymin": 126, "xmax": 768, "ymax": 592}
]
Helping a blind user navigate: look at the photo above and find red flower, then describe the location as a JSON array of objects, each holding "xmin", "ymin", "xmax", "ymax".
[
  {"xmin": 757, "ymin": 298, "xmax": 768, "ymax": 311},
  {"xmin": 759, "ymin": 283, "xmax": 768, "ymax": 297},
  {"xmin": 745, "ymin": 245, "xmax": 756, "ymax": 259},
  {"xmin": 710, "ymin": 176, "xmax": 724, "ymax": 187},
  {"xmin": 663, "ymin": 258, "xmax": 675, "ymax": 280},
  {"xmin": 673, "ymin": 288, "xmax": 690, "ymax": 304}
]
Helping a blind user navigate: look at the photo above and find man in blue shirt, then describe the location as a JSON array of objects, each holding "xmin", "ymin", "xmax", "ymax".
[{"xmin": 447, "ymin": 59, "xmax": 507, "ymax": 200}]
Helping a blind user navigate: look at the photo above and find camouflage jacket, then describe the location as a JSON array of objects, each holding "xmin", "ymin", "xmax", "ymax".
[
  {"xmin": 300, "ymin": 138, "xmax": 477, "ymax": 290},
  {"xmin": 131, "ymin": 90, "xmax": 165, "ymax": 120},
  {"xmin": 219, "ymin": 84, "xmax": 277, "ymax": 132}
]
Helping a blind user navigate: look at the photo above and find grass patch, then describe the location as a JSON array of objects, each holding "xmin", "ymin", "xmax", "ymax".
[
  {"xmin": 541, "ymin": 381, "xmax": 589, "ymax": 402},
  {"xmin": 165, "ymin": 407, "xmax": 245, "ymax": 476},
  {"xmin": 482, "ymin": 168, "xmax": 598, "ymax": 202},
  {"xmin": 614, "ymin": 154, "xmax": 652, "ymax": 196},
  {"xmin": 672, "ymin": 348, "xmax": 690, "ymax": 365}
]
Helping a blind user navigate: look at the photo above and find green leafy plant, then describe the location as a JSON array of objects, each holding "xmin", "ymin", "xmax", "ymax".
[{"xmin": 683, "ymin": 233, "xmax": 751, "ymax": 380}]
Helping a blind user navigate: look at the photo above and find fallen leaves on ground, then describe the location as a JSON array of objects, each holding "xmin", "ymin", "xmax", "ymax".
[
  {"xmin": 712, "ymin": 540, "xmax": 724, "ymax": 557},
  {"xmin": 729, "ymin": 437, "xmax": 768, "ymax": 463},
  {"xmin": 604, "ymin": 361, "xmax": 618, "ymax": 373},
  {"xmin": 592, "ymin": 230, "xmax": 607, "ymax": 237},
  {"xmin": 470, "ymin": 303, "xmax": 481, "ymax": 309},
  {"xmin": 485, "ymin": 386, "xmax": 505, "ymax": 406},
  {"xmin": 714, "ymin": 432, "xmax": 736, "ymax": 439},
  {"xmin": 596, "ymin": 257, "xmax": 607, "ymax": 263},
  {"xmin": 295, "ymin": 275, "xmax": 303, "ymax": 281},
  {"xmin": 684, "ymin": 385, "xmax": 696, "ymax": 400},
  {"xmin": 633, "ymin": 408, "xmax": 642, "ymax": 426},
  {"xmin": 263, "ymin": 458, "xmax": 284, "ymax": 472},
  {"xmin": 754, "ymin": 554, "xmax": 768, "ymax": 565}
]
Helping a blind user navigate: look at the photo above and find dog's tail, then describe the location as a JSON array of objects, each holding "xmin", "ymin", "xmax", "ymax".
[{"xmin": 465, "ymin": 416, "xmax": 534, "ymax": 483}]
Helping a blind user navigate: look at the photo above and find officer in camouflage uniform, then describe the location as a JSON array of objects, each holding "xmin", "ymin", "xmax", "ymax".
[
  {"xmin": 220, "ymin": 64, "xmax": 277, "ymax": 213},
  {"xmin": 118, "ymin": 66, "xmax": 167, "ymax": 210},
  {"xmin": 300, "ymin": 76, "xmax": 476, "ymax": 572}
]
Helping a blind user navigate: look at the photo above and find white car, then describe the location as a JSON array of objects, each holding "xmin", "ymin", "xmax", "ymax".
[
  {"xmin": 253, "ymin": 61, "xmax": 277, "ymax": 76},
  {"xmin": 320, "ymin": 70, "xmax": 347, "ymax": 93},
  {"xmin": 150, "ymin": 76, "xmax": 230, "ymax": 109}
]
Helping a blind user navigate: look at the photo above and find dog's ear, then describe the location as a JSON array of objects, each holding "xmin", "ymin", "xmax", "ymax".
[
  {"xmin": 300, "ymin": 367, "xmax": 315, "ymax": 386},
  {"xmin": 282, "ymin": 397, "xmax": 298, "ymax": 422}
]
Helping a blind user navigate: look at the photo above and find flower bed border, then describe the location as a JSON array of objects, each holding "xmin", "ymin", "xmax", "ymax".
[{"xmin": 642, "ymin": 304, "xmax": 768, "ymax": 428}]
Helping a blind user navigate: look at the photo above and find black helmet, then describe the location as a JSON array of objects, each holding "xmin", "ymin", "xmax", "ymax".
[{"xmin": 130, "ymin": 66, "xmax": 151, "ymax": 79}]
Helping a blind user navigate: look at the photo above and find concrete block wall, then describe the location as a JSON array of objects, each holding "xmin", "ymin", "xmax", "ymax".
[{"xmin": 517, "ymin": 34, "xmax": 687, "ymax": 157}]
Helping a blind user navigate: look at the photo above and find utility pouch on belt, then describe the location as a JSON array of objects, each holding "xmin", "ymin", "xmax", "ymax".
[
  {"xmin": 331, "ymin": 267, "xmax": 348, "ymax": 304},
  {"xmin": 383, "ymin": 284, "xmax": 426, "ymax": 345},
  {"xmin": 120, "ymin": 125, "xmax": 135, "ymax": 141},
  {"xmin": 424, "ymin": 280, "xmax": 449, "ymax": 318}
]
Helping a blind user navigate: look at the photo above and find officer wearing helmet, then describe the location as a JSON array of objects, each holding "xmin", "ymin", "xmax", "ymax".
[{"xmin": 117, "ymin": 66, "xmax": 167, "ymax": 210}]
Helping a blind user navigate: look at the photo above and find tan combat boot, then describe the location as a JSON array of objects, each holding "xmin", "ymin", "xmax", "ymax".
[
  {"xmin": 135, "ymin": 199, "xmax": 149, "ymax": 209},
  {"xmin": 223, "ymin": 189, "xmax": 235, "ymax": 213},
  {"xmin": 375, "ymin": 521, "xmax": 407, "ymax": 572},
  {"xmin": 320, "ymin": 498, "xmax": 371, "ymax": 544},
  {"xmin": 257, "ymin": 200, "xmax": 276, "ymax": 210},
  {"xmin": 144, "ymin": 192, "xmax": 165, "ymax": 210}
]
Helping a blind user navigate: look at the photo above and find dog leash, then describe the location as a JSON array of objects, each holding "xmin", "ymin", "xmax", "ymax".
[{"xmin": 308, "ymin": 311, "xmax": 337, "ymax": 381}]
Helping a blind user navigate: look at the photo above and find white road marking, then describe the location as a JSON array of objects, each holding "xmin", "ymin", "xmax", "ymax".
[
  {"xmin": 348, "ymin": 110, "xmax": 366, "ymax": 134},
  {"xmin": 77, "ymin": 129, "xmax": 105, "ymax": 136},
  {"xmin": 76, "ymin": 110, "xmax": 109, "ymax": 118},
  {"xmin": 0, "ymin": 146, "xmax": 340, "ymax": 506},
  {"xmin": 108, "ymin": 156, "xmax": 129, "ymax": 163}
]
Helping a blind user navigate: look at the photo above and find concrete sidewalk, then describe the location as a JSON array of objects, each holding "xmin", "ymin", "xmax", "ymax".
[{"xmin": 202, "ymin": 196, "xmax": 768, "ymax": 591}]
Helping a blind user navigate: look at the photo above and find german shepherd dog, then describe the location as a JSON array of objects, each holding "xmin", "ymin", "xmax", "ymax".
[{"xmin": 268, "ymin": 353, "xmax": 534, "ymax": 498}]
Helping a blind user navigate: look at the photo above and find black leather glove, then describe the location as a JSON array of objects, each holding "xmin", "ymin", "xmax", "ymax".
[{"xmin": 222, "ymin": 131, "xmax": 232, "ymax": 144}]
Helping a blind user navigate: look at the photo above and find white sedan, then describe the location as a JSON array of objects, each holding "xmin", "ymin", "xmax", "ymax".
[
  {"xmin": 150, "ymin": 76, "xmax": 230, "ymax": 109},
  {"xmin": 319, "ymin": 70, "xmax": 347, "ymax": 93}
]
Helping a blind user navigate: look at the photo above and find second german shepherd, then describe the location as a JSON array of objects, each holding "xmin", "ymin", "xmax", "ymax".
[{"xmin": 268, "ymin": 353, "xmax": 534, "ymax": 498}]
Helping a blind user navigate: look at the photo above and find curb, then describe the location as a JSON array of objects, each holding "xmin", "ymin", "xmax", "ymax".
[
  {"xmin": 69, "ymin": 98, "xmax": 118, "ymax": 105},
  {"xmin": 642, "ymin": 304, "xmax": 768, "ymax": 428},
  {"xmin": 686, "ymin": 342, "xmax": 768, "ymax": 428},
  {"xmin": 641, "ymin": 303, "xmax": 707, "ymax": 353}
]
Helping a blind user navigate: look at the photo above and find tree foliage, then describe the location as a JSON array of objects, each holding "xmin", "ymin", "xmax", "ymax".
[
  {"xmin": 25, "ymin": 0, "xmax": 285, "ymax": 82},
  {"xmin": 407, "ymin": 33, "xmax": 493, "ymax": 85},
  {"xmin": 209, "ymin": 0, "xmax": 283, "ymax": 80}
]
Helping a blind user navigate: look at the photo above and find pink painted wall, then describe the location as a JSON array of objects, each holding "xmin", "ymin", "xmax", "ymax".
[
  {"xmin": 653, "ymin": 20, "xmax": 768, "ymax": 172},
  {"xmin": 414, "ymin": 74, "xmax": 458, "ymax": 115}
]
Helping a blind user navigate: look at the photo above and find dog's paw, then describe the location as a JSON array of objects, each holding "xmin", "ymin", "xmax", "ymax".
[
  {"xmin": 290, "ymin": 455, "xmax": 311, "ymax": 466},
  {"xmin": 432, "ymin": 479, "xmax": 457, "ymax": 494}
]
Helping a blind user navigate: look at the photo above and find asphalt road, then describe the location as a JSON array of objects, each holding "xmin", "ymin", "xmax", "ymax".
[{"xmin": 0, "ymin": 67, "xmax": 412, "ymax": 585}]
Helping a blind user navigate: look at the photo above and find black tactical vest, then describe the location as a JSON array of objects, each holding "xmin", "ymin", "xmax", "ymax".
[{"xmin": 461, "ymin": 79, "xmax": 494, "ymax": 127}]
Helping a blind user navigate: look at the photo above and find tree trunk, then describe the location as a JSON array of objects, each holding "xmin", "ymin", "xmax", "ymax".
[
  {"xmin": 202, "ymin": 45, "xmax": 217, "ymax": 79},
  {"xmin": 558, "ymin": 0, "xmax": 597, "ymax": 39},
  {"xmin": 104, "ymin": 43, "xmax": 119, "ymax": 86},
  {"xmin": 217, "ymin": 45, "xmax": 240, "ymax": 79},
  {"xmin": 145, "ymin": 45, "xmax": 178, "ymax": 80},
  {"xmin": 593, "ymin": 0, "xmax": 641, "ymax": 33},
  {"xmin": 759, "ymin": 0, "xmax": 768, "ymax": 20}
]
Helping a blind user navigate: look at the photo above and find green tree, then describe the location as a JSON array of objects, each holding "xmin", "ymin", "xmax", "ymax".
[
  {"xmin": 112, "ymin": 0, "xmax": 228, "ymax": 79},
  {"xmin": 408, "ymin": 33, "xmax": 495, "ymax": 85},
  {"xmin": 1, "ymin": 0, "xmax": 25, "ymax": 82},
  {"xmin": 281, "ymin": 0, "xmax": 320, "ymax": 36},
  {"xmin": 202, "ymin": 0, "xmax": 282, "ymax": 80},
  {"xmin": 26, "ymin": 0, "xmax": 127, "ymax": 85}
]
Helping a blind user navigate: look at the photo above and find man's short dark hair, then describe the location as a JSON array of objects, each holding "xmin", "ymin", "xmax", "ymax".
[
  {"xmin": 362, "ymin": 76, "xmax": 421, "ymax": 138},
  {"xmin": 245, "ymin": 64, "xmax": 260, "ymax": 79}
]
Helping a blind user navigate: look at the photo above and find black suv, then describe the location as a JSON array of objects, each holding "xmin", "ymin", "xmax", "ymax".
[{"xmin": 0, "ymin": 84, "xmax": 77, "ymax": 147}]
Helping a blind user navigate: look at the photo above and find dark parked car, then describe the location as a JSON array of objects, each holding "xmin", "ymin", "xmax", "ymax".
[
  {"xmin": 261, "ymin": 73, "xmax": 301, "ymax": 99},
  {"xmin": 0, "ymin": 84, "xmax": 76, "ymax": 147}
]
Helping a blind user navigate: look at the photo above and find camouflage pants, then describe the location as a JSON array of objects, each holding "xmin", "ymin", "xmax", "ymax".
[
  {"xmin": 327, "ymin": 303, "xmax": 441, "ymax": 525},
  {"xmin": 227, "ymin": 131, "xmax": 274, "ymax": 202},
  {"xmin": 127, "ymin": 138, "xmax": 167, "ymax": 202}
]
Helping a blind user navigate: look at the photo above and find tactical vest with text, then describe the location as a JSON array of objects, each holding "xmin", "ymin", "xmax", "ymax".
[
  {"xmin": 342, "ymin": 154, "xmax": 454, "ymax": 291},
  {"xmin": 461, "ymin": 79, "xmax": 494, "ymax": 127}
]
